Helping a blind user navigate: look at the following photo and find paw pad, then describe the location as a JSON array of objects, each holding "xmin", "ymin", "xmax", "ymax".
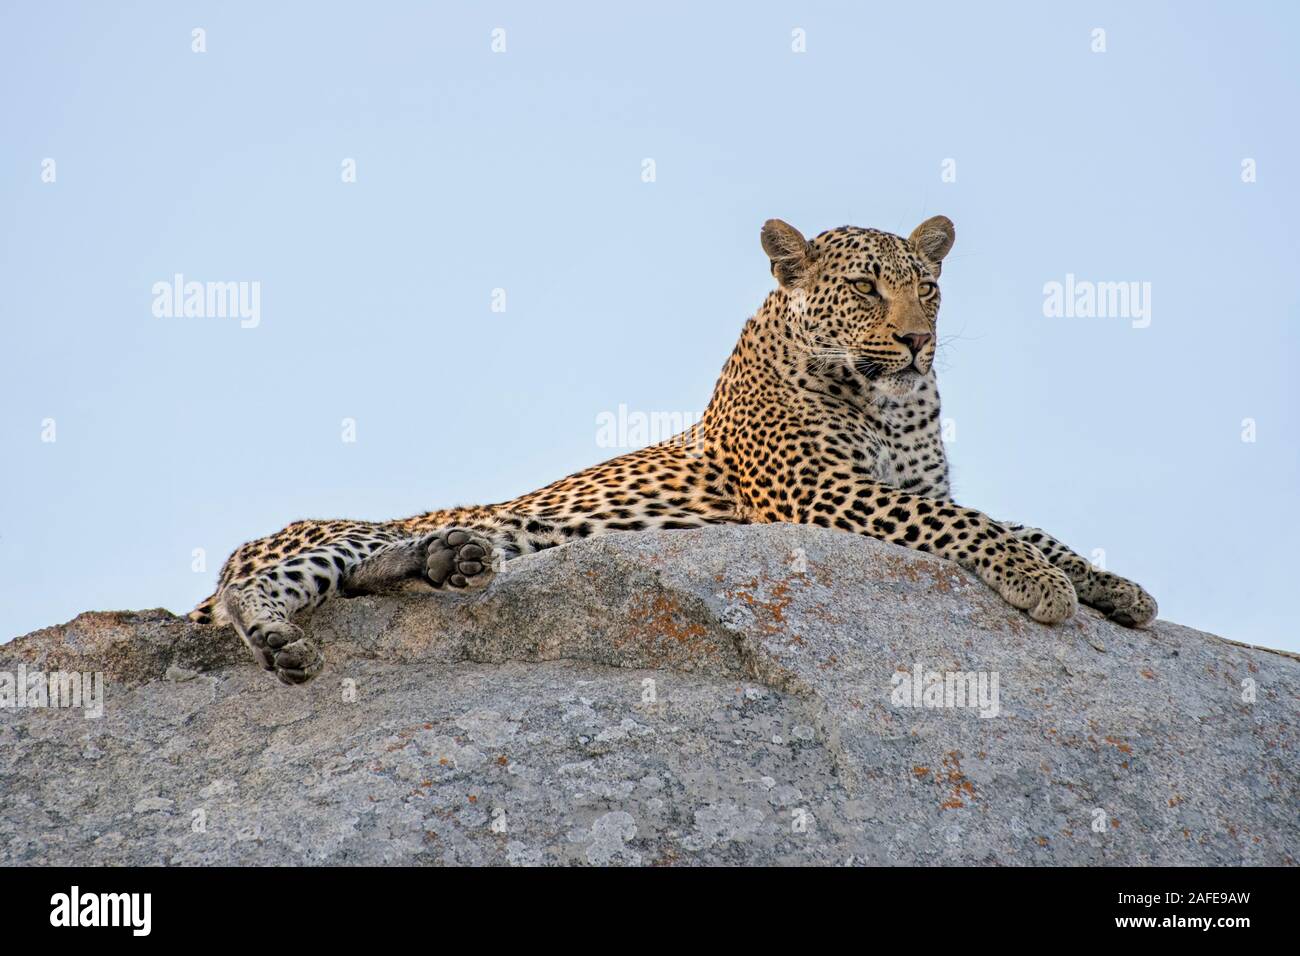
[
  {"xmin": 424, "ymin": 528, "xmax": 497, "ymax": 591},
  {"xmin": 272, "ymin": 638, "xmax": 324, "ymax": 686}
]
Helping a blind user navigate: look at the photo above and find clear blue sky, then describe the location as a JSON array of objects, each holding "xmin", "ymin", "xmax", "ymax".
[{"xmin": 2, "ymin": 1, "xmax": 1297, "ymax": 652}]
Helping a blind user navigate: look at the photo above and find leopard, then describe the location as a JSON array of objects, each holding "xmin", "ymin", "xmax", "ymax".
[{"xmin": 190, "ymin": 215, "xmax": 1157, "ymax": 685}]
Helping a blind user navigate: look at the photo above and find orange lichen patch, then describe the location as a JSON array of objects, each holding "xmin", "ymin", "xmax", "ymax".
[
  {"xmin": 1140, "ymin": 667, "xmax": 1156, "ymax": 680},
  {"xmin": 725, "ymin": 579, "xmax": 795, "ymax": 635},
  {"xmin": 907, "ymin": 753, "xmax": 977, "ymax": 811},
  {"xmin": 936, "ymin": 751, "xmax": 975, "ymax": 811},
  {"xmin": 1111, "ymin": 818, "xmax": 1120, "ymax": 829},
  {"xmin": 496, "ymin": 755, "xmax": 508, "ymax": 766},
  {"xmin": 1104, "ymin": 736, "xmax": 1133, "ymax": 754},
  {"xmin": 1036, "ymin": 836, "xmax": 1049, "ymax": 847},
  {"xmin": 1169, "ymin": 795, "xmax": 1183, "ymax": 807},
  {"xmin": 618, "ymin": 592, "xmax": 715, "ymax": 665},
  {"xmin": 877, "ymin": 553, "xmax": 926, "ymax": 584},
  {"xmin": 467, "ymin": 794, "xmax": 478, "ymax": 803},
  {"xmin": 438, "ymin": 757, "xmax": 450, "ymax": 766},
  {"xmin": 641, "ymin": 595, "xmax": 707, "ymax": 642}
]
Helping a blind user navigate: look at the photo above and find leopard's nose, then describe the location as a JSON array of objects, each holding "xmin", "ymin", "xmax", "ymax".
[{"xmin": 894, "ymin": 332, "xmax": 933, "ymax": 354}]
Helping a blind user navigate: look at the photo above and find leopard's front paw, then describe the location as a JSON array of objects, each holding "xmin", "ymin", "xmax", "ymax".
[
  {"xmin": 1023, "ymin": 563, "xmax": 1078, "ymax": 624},
  {"xmin": 244, "ymin": 619, "xmax": 325, "ymax": 685},
  {"xmin": 981, "ymin": 543, "xmax": 1078, "ymax": 625},
  {"xmin": 423, "ymin": 528, "xmax": 497, "ymax": 591},
  {"xmin": 1079, "ymin": 570, "xmax": 1158, "ymax": 628},
  {"xmin": 271, "ymin": 637, "xmax": 325, "ymax": 685}
]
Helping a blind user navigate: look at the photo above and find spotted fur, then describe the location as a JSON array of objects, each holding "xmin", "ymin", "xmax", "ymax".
[{"xmin": 192, "ymin": 216, "xmax": 1156, "ymax": 684}]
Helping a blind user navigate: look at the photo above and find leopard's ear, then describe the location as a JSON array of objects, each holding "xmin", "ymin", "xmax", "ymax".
[
  {"xmin": 908, "ymin": 216, "xmax": 956, "ymax": 276},
  {"xmin": 761, "ymin": 219, "xmax": 814, "ymax": 288}
]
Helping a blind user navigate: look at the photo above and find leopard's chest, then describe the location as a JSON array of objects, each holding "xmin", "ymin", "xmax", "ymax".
[
  {"xmin": 865, "ymin": 398, "xmax": 950, "ymax": 497},
  {"xmin": 791, "ymin": 376, "xmax": 951, "ymax": 498}
]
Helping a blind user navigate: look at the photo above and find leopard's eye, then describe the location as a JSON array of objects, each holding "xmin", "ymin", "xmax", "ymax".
[
  {"xmin": 849, "ymin": 278, "xmax": 878, "ymax": 298},
  {"xmin": 918, "ymin": 281, "xmax": 937, "ymax": 296}
]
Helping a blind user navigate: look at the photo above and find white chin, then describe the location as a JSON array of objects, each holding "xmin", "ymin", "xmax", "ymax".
[{"xmin": 875, "ymin": 371, "xmax": 922, "ymax": 398}]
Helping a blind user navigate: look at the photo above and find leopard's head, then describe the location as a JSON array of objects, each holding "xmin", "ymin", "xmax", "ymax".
[{"xmin": 761, "ymin": 216, "xmax": 955, "ymax": 398}]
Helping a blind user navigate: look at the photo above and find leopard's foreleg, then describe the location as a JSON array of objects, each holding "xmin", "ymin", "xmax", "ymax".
[{"xmin": 774, "ymin": 483, "xmax": 1079, "ymax": 625}]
